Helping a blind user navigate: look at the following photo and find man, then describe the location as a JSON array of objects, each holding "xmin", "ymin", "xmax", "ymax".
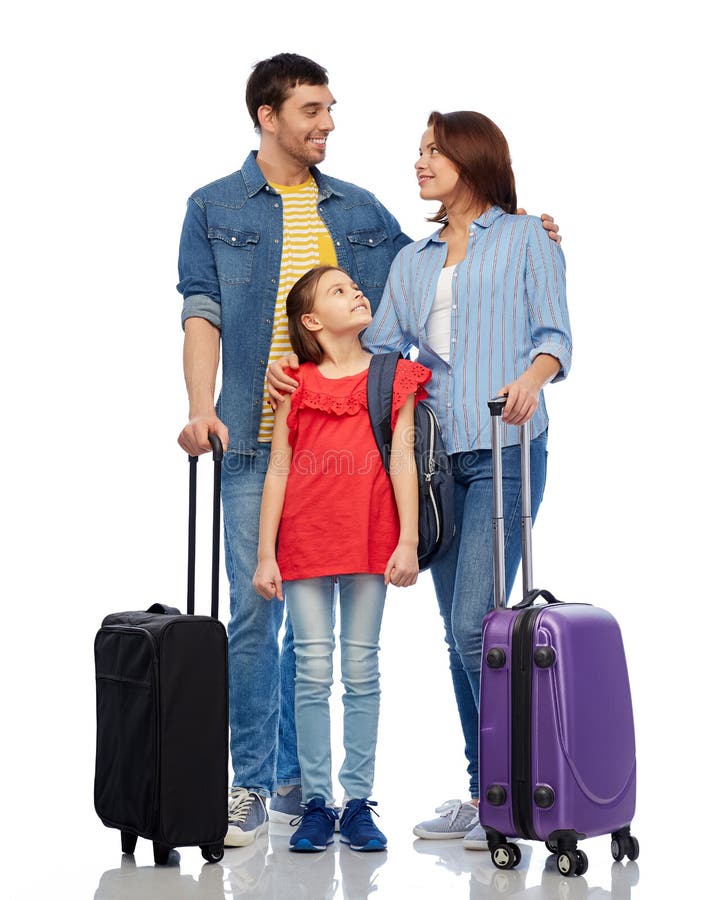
[{"xmin": 176, "ymin": 52, "xmax": 560, "ymax": 848}]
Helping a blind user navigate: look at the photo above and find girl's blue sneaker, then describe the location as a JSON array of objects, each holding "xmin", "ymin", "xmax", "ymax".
[
  {"xmin": 339, "ymin": 799, "xmax": 387, "ymax": 852},
  {"xmin": 289, "ymin": 797, "xmax": 338, "ymax": 852}
]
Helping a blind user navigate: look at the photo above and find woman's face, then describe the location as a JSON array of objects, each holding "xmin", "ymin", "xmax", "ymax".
[{"xmin": 415, "ymin": 126, "xmax": 460, "ymax": 205}]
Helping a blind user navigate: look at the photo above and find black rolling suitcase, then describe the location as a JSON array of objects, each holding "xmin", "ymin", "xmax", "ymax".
[{"xmin": 94, "ymin": 436, "xmax": 228, "ymax": 864}]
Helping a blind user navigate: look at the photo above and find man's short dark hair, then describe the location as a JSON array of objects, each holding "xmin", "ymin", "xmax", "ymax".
[{"xmin": 246, "ymin": 53, "xmax": 329, "ymax": 130}]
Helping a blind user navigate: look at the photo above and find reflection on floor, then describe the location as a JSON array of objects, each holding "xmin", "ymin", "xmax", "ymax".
[{"xmin": 93, "ymin": 822, "xmax": 641, "ymax": 900}]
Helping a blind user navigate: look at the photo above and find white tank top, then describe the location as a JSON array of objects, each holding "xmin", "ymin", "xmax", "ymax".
[{"xmin": 426, "ymin": 265, "xmax": 455, "ymax": 362}]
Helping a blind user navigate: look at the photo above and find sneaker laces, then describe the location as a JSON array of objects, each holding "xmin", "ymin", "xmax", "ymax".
[
  {"xmin": 290, "ymin": 803, "xmax": 338, "ymax": 828},
  {"xmin": 434, "ymin": 798, "xmax": 472, "ymax": 825},
  {"xmin": 228, "ymin": 787, "xmax": 259, "ymax": 825},
  {"xmin": 344, "ymin": 798, "xmax": 381, "ymax": 827}
]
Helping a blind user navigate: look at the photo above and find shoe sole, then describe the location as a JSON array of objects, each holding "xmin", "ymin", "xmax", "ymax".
[
  {"xmin": 268, "ymin": 809, "xmax": 299, "ymax": 825},
  {"xmin": 463, "ymin": 838, "xmax": 489, "ymax": 850},
  {"xmin": 413, "ymin": 826, "xmax": 470, "ymax": 839},
  {"xmin": 340, "ymin": 838, "xmax": 387, "ymax": 852},
  {"xmin": 290, "ymin": 838, "xmax": 333, "ymax": 852},
  {"xmin": 224, "ymin": 819, "xmax": 269, "ymax": 848}
]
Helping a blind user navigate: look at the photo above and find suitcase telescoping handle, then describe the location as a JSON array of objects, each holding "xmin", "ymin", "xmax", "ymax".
[
  {"xmin": 187, "ymin": 433, "xmax": 223, "ymax": 619},
  {"xmin": 487, "ymin": 397, "xmax": 533, "ymax": 610}
]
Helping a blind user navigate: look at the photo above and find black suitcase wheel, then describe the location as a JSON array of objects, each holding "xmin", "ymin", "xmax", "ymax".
[
  {"xmin": 153, "ymin": 841, "xmax": 172, "ymax": 866},
  {"xmin": 491, "ymin": 842, "xmax": 520, "ymax": 870},
  {"xmin": 201, "ymin": 843, "xmax": 224, "ymax": 863},
  {"xmin": 121, "ymin": 831, "xmax": 138, "ymax": 855},
  {"xmin": 575, "ymin": 849, "xmax": 588, "ymax": 875},
  {"xmin": 627, "ymin": 835, "xmax": 640, "ymax": 861},
  {"xmin": 612, "ymin": 833, "xmax": 639, "ymax": 862},
  {"xmin": 545, "ymin": 840, "xmax": 558, "ymax": 854}
]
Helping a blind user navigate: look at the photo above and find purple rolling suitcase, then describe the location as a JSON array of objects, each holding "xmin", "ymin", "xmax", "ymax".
[{"xmin": 479, "ymin": 399, "xmax": 638, "ymax": 878}]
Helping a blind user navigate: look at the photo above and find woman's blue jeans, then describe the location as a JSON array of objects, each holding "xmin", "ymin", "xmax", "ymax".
[
  {"xmin": 286, "ymin": 574, "xmax": 386, "ymax": 804},
  {"xmin": 429, "ymin": 432, "xmax": 547, "ymax": 799}
]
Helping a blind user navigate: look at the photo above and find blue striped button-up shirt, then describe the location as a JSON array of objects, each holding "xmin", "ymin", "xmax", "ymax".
[{"xmin": 363, "ymin": 206, "xmax": 572, "ymax": 452}]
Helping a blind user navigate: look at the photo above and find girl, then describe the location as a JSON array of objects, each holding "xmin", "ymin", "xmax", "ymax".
[{"xmin": 253, "ymin": 265, "xmax": 431, "ymax": 853}]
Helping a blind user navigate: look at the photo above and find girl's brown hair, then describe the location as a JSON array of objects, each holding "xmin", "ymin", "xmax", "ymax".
[
  {"xmin": 426, "ymin": 110, "xmax": 517, "ymax": 224},
  {"xmin": 286, "ymin": 265, "xmax": 348, "ymax": 364}
]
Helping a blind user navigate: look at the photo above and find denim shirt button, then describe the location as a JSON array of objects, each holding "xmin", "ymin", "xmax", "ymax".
[
  {"xmin": 274, "ymin": 203, "xmax": 279, "ymax": 208},
  {"xmin": 336, "ymin": 241, "xmax": 341, "ymax": 247},
  {"xmin": 231, "ymin": 237, "xmax": 237, "ymax": 243},
  {"xmin": 368, "ymin": 238, "xmax": 373, "ymax": 243},
  {"xmin": 274, "ymin": 239, "xmax": 279, "ymax": 244}
]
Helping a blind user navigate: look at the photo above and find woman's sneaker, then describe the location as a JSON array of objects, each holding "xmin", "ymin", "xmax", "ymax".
[
  {"xmin": 289, "ymin": 797, "xmax": 338, "ymax": 852},
  {"xmin": 413, "ymin": 799, "xmax": 479, "ymax": 839},
  {"xmin": 339, "ymin": 799, "xmax": 387, "ymax": 852}
]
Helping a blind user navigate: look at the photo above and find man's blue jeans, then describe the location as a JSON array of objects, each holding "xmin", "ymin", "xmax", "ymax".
[
  {"xmin": 221, "ymin": 445, "xmax": 300, "ymax": 797},
  {"xmin": 429, "ymin": 432, "xmax": 547, "ymax": 800},
  {"xmin": 286, "ymin": 574, "xmax": 386, "ymax": 804}
]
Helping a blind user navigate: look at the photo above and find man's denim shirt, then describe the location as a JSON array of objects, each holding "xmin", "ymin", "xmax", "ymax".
[{"xmin": 177, "ymin": 151, "xmax": 411, "ymax": 455}]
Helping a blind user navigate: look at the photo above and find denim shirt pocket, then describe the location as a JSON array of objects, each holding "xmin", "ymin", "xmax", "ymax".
[
  {"xmin": 208, "ymin": 226, "xmax": 260, "ymax": 285},
  {"xmin": 345, "ymin": 228, "xmax": 390, "ymax": 289}
]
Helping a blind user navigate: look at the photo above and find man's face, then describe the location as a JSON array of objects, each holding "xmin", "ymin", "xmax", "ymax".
[{"xmin": 268, "ymin": 82, "xmax": 335, "ymax": 168}]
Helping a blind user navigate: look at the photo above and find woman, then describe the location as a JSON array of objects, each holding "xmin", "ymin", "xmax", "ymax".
[{"xmin": 269, "ymin": 110, "xmax": 572, "ymax": 849}]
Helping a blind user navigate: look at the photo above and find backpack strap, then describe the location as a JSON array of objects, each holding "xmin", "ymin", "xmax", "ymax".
[{"xmin": 366, "ymin": 350, "xmax": 402, "ymax": 473}]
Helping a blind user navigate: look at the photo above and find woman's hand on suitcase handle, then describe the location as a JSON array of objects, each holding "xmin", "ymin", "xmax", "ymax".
[
  {"xmin": 253, "ymin": 559, "xmax": 284, "ymax": 602},
  {"xmin": 498, "ymin": 354, "xmax": 562, "ymax": 425},
  {"xmin": 497, "ymin": 378, "xmax": 539, "ymax": 426},
  {"xmin": 178, "ymin": 414, "xmax": 229, "ymax": 457}
]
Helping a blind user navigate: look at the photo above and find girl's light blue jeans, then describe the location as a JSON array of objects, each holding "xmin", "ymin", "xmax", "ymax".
[{"xmin": 285, "ymin": 574, "xmax": 386, "ymax": 804}]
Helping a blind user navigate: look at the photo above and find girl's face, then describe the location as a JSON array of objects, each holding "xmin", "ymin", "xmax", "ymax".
[
  {"xmin": 304, "ymin": 268, "xmax": 372, "ymax": 335},
  {"xmin": 415, "ymin": 126, "xmax": 461, "ymax": 205}
]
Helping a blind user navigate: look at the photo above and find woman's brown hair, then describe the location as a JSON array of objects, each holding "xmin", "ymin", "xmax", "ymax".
[
  {"xmin": 286, "ymin": 265, "xmax": 349, "ymax": 364},
  {"xmin": 426, "ymin": 110, "xmax": 517, "ymax": 224}
]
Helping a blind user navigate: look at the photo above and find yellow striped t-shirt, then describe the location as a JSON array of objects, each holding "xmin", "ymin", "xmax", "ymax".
[{"xmin": 257, "ymin": 176, "xmax": 337, "ymax": 442}]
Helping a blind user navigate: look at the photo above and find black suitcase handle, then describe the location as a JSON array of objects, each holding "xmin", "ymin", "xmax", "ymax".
[{"xmin": 187, "ymin": 434, "xmax": 223, "ymax": 618}]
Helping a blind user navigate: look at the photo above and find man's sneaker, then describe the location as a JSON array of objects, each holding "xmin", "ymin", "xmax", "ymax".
[
  {"xmin": 413, "ymin": 799, "xmax": 479, "ymax": 839},
  {"xmin": 289, "ymin": 797, "xmax": 338, "ymax": 852},
  {"xmin": 226, "ymin": 787, "xmax": 269, "ymax": 847},
  {"xmin": 339, "ymin": 799, "xmax": 387, "ymax": 852},
  {"xmin": 269, "ymin": 785, "xmax": 304, "ymax": 824}
]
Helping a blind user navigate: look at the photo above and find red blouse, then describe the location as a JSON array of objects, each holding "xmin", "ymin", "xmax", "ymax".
[{"xmin": 277, "ymin": 358, "xmax": 431, "ymax": 581}]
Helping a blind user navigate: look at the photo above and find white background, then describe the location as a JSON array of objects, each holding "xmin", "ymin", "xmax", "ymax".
[{"xmin": 2, "ymin": 1, "xmax": 710, "ymax": 896}]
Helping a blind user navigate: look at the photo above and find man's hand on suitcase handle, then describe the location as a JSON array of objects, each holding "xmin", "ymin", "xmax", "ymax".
[{"xmin": 178, "ymin": 413, "xmax": 229, "ymax": 457}]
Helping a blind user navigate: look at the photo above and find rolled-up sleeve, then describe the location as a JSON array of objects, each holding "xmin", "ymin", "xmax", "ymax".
[
  {"xmin": 525, "ymin": 222, "xmax": 572, "ymax": 381},
  {"xmin": 177, "ymin": 196, "xmax": 222, "ymax": 330},
  {"xmin": 363, "ymin": 251, "xmax": 413, "ymax": 354}
]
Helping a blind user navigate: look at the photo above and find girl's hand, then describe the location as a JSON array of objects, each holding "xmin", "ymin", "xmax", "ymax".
[
  {"xmin": 384, "ymin": 542, "xmax": 419, "ymax": 587},
  {"xmin": 253, "ymin": 559, "xmax": 284, "ymax": 601},
  {"xmin": 497, "ymin": 375, "xmax": 540, "ymax": 426}
]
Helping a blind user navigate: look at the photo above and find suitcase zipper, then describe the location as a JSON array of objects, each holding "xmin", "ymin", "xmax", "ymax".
[{"xmin": 511, "ymin": 607, "xmax": 540, "ymax": 840}]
